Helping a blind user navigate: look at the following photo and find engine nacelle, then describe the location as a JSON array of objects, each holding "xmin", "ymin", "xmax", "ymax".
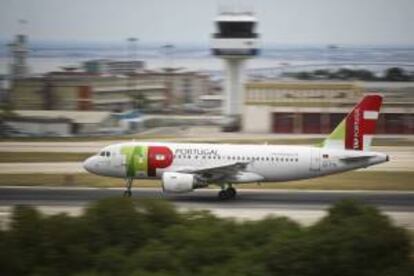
[{"xmin": 162, "ymin": 172, "xmax": 201, "ymax": 193}]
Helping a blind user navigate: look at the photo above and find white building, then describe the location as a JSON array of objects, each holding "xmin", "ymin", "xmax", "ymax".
[
  {"xmin": 4, "ymin": 110, "xmax": 120, "ymax": 136},
  {"xmin": 83, "ymin": 59, "xmax": 145, "ymax": 75},
  {"xmin": 132, "ymin": 70, "xmax": 214, "ymax": 107}
]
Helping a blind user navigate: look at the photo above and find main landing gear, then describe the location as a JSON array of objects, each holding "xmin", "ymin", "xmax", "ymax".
[
  {"xmin": 218, "ymin": 185, "xmax": 237, "ymax": 200},
  {"xmin": 123, "ymin": 177, "xmax": 133, "ymax": 197}
]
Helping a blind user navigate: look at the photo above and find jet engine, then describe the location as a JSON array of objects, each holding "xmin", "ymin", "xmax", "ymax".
[{"xmin": 162, "ymin": 172, "xmax": 204, "ymax": 193}]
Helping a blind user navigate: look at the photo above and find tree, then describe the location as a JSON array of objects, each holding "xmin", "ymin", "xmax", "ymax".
[
  {"xmin": 296, "ymin": 71, "xmax": 312, "ymax": 80},
  {"xmin": 1, "ymin": 199, "xmax": 412, "ymax": 275},
  {"xmin": 384, "ymin": 67, "xmax": 410, "ymax": 81},
  {"xmin": 262, "ymin": 200, "xmax": 412, "ymax": 276}
]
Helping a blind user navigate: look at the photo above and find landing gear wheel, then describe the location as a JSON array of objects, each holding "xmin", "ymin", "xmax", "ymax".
[
  {"xmin": 226, "ymin": 187, "xmax": 237, "ymax": 198},
  {"xmin": 123, "ymin": 177, "xmax": 133, "ymax": 197},
  {"xmin": 218, "ymin": 190, "xmax": 229, "ymax": 200},
  {"xmin": 218, "ymin": 185, "xmax": 237, "ymax": 200}
]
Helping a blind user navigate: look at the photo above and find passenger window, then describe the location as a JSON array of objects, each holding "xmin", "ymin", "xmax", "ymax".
[
  {"xmin": 100, "ymin": 151, "xmax": 105, "ymax": 157},
  {"xmin": 106, "ymin": 151, "xmax": 110, "ymax": 157}
]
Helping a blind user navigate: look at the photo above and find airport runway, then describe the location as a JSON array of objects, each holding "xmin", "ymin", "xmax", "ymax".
[
  {"xmin": 1, "ymin": 186, "xmax": 414, "ymax": 209},
  {"xmin": 0, "ymin": 187, "xmax": 413, "ymax": 229}
]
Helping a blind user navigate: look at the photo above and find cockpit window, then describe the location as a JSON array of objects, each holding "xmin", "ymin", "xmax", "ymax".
[{"xmin": 99, "ymin": 151, "xmax": 111, "ymax": 157}]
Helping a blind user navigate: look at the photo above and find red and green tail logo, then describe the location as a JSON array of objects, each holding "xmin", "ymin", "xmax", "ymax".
[{"xmin": 321, "ymin": 95, "xmax": 382, "ymax": 151}]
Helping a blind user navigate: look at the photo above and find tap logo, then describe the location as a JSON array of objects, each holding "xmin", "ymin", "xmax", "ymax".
[
  {"xmin": 346, "ymin": 105, "xmax": 363, "ymax": 151},
  {"xmin": 345, "ymin": 95, "xmax": 382, "ymax": 151},
  {"xmin": 353, "ymin": 108, "xmax": 360, "ymax": 150},
  {"xmin": 121, "ymin": 145, "xmax": 173, "ymax": 177}
]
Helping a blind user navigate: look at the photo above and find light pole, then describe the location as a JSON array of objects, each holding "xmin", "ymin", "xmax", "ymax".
[
  {"xmin": 161, "ymin": 44, "xmax": 175, "ymax": 108},
  {"xmin": 127, "ymin": 37, "xmax": 139, "ymax": 61},
  {"xmin": 161, "ymin": 44, "xmax": 174, "ymax": 71}
]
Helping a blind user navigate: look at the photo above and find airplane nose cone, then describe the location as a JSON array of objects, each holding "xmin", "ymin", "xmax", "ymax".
[{"xmin": 83, "ymin": 156, "xmax": 96, "ymax": 173}]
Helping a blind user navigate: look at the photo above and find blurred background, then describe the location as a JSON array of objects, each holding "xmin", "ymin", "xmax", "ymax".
[
  {"xmin": 0, "ymin": 1, "xmax": 413, "ymax": 275},
  {"xmin": 0, "ymin": 0, "xmax": 413, "ymax": 137}
]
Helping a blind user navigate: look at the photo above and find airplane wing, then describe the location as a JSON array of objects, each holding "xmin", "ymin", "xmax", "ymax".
[{"xmin": 178, "ymin": 162, "xmax": 250, "ymax": 182}]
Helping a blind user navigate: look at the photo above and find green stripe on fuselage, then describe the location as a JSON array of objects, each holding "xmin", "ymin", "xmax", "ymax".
[{"xmin": 121, "ymin": 145, "xmax": 148, "ymax": 177}]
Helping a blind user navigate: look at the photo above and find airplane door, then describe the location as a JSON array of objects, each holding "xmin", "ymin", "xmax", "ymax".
[{"xmin": 310, "ymin": 148, "xmax": 320, "ymax": 171}]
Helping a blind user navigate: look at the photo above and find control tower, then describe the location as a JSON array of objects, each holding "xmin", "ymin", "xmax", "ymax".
[
  {"xmin": 211, "ymin": 11, "xmax": 259, "ymax": 131},
  {"xmin": 8, "ymin": 34, "xmax": 29, "ymax": 79}
]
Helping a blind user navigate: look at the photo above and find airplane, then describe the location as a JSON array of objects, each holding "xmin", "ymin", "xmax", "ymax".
[{"xmin": 83, "ymin": 95, "xmax": 389, "ymax": 199}]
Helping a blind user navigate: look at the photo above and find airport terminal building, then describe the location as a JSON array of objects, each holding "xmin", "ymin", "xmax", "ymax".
[
  {"xmin": 243, "ymin": 81, "xmax": 414, "ymax": 134},
  {"xmin": 10, "ymin": 70, "xmax": 215, "ymax": 112}
]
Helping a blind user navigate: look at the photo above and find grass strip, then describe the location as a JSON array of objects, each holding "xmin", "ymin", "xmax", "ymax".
[
  {"xmin": 0, "ymin": 171, "xmax": 413, "ymax": 190},
  {"xmin": 0, "ymin": 152, "xmax": 91, "ymax": 163}
]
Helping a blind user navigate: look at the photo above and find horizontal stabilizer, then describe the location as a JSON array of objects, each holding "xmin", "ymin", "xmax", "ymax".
[{"xmin": 339, "ymin": 155, "xmax": 376, "ymax": 162}]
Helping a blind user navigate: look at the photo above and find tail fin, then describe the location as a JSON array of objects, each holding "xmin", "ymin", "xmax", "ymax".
[{"xmin": 321, "ymin": 94, "xmax": 383, "ymax": 151}]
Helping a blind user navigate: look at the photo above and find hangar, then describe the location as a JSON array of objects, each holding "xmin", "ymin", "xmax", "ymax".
[{"xmin": 243, "ymin": 81, "xmax": 414, "ymax": 134}]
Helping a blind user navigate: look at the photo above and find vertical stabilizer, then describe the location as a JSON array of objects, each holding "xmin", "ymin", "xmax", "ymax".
[{"xmin": 321, "ymin": 95, "xmax": 382, "ymax": 151}]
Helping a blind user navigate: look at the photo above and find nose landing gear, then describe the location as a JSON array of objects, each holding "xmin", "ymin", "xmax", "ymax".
[{"xmin": 123, "ymin": 177, "xmax": 133, "ymax": 197}]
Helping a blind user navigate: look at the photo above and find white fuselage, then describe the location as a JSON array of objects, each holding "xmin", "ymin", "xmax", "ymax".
[{"xmin": 83, "ymin": 142, "xmax": 388, "ymax": 184}]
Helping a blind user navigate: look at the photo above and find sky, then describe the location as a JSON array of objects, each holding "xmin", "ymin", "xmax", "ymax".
[{"xmin": 0, "ymin": 0, "xmax": 413, "ymax": 46}]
